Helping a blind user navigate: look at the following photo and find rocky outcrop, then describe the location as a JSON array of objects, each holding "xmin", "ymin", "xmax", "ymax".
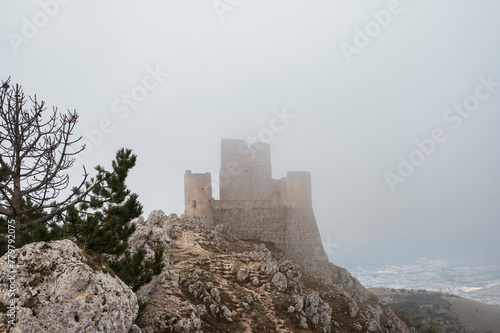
[
  {"xmin": 288, "ymin": 292, "xmax": 332, "ymax": 331},
  {"xmin": 0, "ymin": 240, "xmax": 138, "ymax": 333},
  {"xmin": 329, "ymin": 263, "xmax": 367, "ymax": 303},
  {"xmin": 126, "ymin": 210, "xmax": 174, "ymax": 264}
]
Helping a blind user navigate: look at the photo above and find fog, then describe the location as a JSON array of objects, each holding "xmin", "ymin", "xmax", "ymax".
[{"xmin": 1, "ymin": 0, "xmax": 500, "ymax": 269}]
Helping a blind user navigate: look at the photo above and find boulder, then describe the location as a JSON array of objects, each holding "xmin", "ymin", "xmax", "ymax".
[
  {"xmin": 366, "ymin": 319, "xmax": 380, "ymax": 332},
  {"xmin": 279, "ymin": 260, "xmax": 303, "ymax": 293},
  {"xmin": 251, "ymin": 277, "xmax": 260, "ymax": 286},
  {"xmin": 290, "ymin": 293, "xmax": 332, "ymax": 333},
  {"xmin": 353, "ymin": 322, "xmax": 363, "ymax": 331},
  {"xmin": 236, "ymin": 268, "xmax": 249, "ymax": 282},
  {"xmin": 271, "ymin": 272, "xmax": 288, "ymax": 291},
  {"xmin": 0, "ymin": 240, "xmax": 138, "ymax": 333},
  {"xmin": 220, "ymin": 305, "xmax": 234, "ymax": 322},
  {"xmin": 127, "ymin": 210, "xmax": 173, "ymax": 264},
  {"xmin": 261, "ymin": 261, "xmax": 279, "ymax": 276}
]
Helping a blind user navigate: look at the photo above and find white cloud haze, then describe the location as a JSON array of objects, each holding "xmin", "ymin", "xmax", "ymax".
[{"xmin": 1, "ymin": 0, "xmax": 500, "ymax": 268}]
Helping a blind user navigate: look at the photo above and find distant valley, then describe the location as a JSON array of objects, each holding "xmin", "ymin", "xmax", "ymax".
[
  {"xmin": 350, "ymin": 257, "xmax": 500, "ymax": 306},
  {"xmin": 371, "ymin": 288, "xmax": 500, "ymax": 333}
]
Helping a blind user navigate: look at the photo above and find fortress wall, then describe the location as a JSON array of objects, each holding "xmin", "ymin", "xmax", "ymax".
[
  {"xmin": 211, "ymin": 201, "xmax": 330, "ymax": 281},
  {"xmin": 184, "ymin": 171, "xmax": 215, "ymax": 225},
  {"xmin": 285, "ymin": 171, "xmax": 312, "ymax": 207},
  {"xmin": 284, "ymin": 206, "xmax": 331, "ymax": 281},
  {"xmin": 270, "ymin": 178, "xmax": 285, "ymax": 204},
  {"xmin": 219, "ymin": 139, "xmax": 272, "ymax": 201},
  {"xmin": 184, "ymin": 139, "xmax": 333, "ymax": 283},
  {"xmin": 212, "ymin": 200, "xmax": 287, "ymax": 249}
]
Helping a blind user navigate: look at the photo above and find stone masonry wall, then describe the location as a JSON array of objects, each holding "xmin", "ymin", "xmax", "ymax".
[
  {"xmin": 211, "ymin": 200, "xmax": 287, "ymax": 249},
  {"xmin": 285, "ymin": 207, "xmax": 331, "ymax": 281}
]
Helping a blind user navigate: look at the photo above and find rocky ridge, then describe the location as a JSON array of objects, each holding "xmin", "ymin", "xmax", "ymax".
[
  {"xmin": 135, "ymin": 212, "xmax": 412, "ymax": 332},
  {"xmin": 0, "ymin": 211, "xmax": 416, "ymax": 332}
]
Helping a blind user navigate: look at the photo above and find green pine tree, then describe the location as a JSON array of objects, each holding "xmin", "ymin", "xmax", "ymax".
[
  {"xmin": 60, "ymin": 148, "xmax": 164, "ymax": 290},
  {"xmin": 61, "ymin": 148, "xmax": 142, "ymax": 254}
]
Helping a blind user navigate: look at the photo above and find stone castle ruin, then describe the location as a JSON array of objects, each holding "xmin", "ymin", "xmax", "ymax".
[{"xmin": 184, "ymin": 139, "xmax": 330, "ymax": 279}]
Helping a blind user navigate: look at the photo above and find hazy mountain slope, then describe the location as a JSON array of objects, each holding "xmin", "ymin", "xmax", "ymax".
[{"xmin": 370, "ymin": 288, "xmax": 500, "ymax": 333}]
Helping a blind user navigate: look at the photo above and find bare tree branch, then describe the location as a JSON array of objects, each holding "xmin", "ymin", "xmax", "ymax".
[{"xmin": 0, "ymin": 78, "xmax": 102, "ymax": 235}]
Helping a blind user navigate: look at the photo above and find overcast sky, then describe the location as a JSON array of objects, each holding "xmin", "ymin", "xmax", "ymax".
[{"xmin": 1, "ymin": 0, "xmax": 499, "ymax": 268}]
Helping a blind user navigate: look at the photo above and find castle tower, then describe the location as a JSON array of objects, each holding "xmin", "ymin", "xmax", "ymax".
[
  {"xmin": 184, "ymin": 171, "xmax": 214, "ymax": 225},
  {"xmin": 219, "ymin": 139, "xmax": 272, "ymax": 201},
  {"xmin": 283, "ymin": 171, "xmax": 330, "ymax": 280},
  {"xmin": 284, "ymin": 171, "xmax": 313, "ymax": 207}
]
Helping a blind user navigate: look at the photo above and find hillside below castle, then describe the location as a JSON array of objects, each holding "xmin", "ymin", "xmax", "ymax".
[{"xmin": 1, "ymin": 212, "xmax": 413, "ymax": 332}]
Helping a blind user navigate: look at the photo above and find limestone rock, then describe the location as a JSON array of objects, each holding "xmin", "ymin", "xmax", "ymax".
[
  {"xmin": 187, "ymin": 281, "xmax": 204, "ymax": 298},
  {"xmin": 209, "ymin": 304, "xmax": 219, "ymax": 317},
  {"xmin": 241, "ymin": 294, "xmax": 253, "ymax": 305},
  {"xmin": 299, "ymin": 316, "xmax": 308, "ymax": 329},
  {"xmin": 303, "ymin": 293, "xmax": 332, "ymax": 332},
  {"xmin": 220, "ymin": 305, "xmax": 234, "ymax": 322},
  {"xmin": 353, "ymin": 322, "xmax": 363, "ymax": 331},
  {"xmin": 0, "ymin": 240, "xmax": 137, "ymax": 333},
  {"xmin": 279, "ymin": 260, "xmax": 303, "ymax": 293},
  {"xmin": 248, "ymin": 244, "xmax": 272, "ymax": 262},
  {"xmin": 271, "ymin": 272, "xmax": 288, "ymax": 291},
  {"xmin": 348, "ymin": 300, "xmax": 359, "ymax": 318},
  {"xmin": 366, "ymin": 319, "xmax": 380, "ymax": 332},
  {"xmin": 251, "ymin": 277, "xmax": 260, "ymax": 286},
  {"xmin": 329, "ymin": 264, "xmax": 365, "ymax": 303},
  {"xmin": 210, "ymin": 288, "xmax": 221, "ymax": 303},
  {"xmin": 127, "ymin": 210, "xmax": 173, "ymax": 264},
  {"xmin": 214, "ymin": 223, "xmax": 228, "ymax": 235},
  {"xmin": 367, "ymin": 305, "xmax": 381, "ymax": 322},
  {"xmin": 173, "ymin": 313, "xmax": 202, "ymax": 332},
  {"xmin": 403, "ymin": 328, "xmax": 418, "ymax": 333},
  {"xmin": 293, "ymin": 295, "xmax": 304, "ymax": 313},
  {"xmin": 196, "ymin": 304, "xmax": 208, "ymax": 316},
  {"xmin": 129, "ymin": 324, "xmax": 142, "ymax": 333},
  {"xmin": 136, "ymin": 270, "xmax": 204, "ymax": 332},
  {"xmin": 289, "ymin": 293, "xmax": 332, "ymax": 333},
  {"xmin": 261, "ymin": 261, "xmax": 279, "ymax": 276},
  {"xmin": 236, "ymin": 268, "xmax": 249, "ymax": 282}
]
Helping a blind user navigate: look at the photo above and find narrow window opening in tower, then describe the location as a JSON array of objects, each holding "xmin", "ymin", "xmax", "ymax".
[{"xmin": 192, "ymin": 200, "xmax": 196, "ymax": 208}]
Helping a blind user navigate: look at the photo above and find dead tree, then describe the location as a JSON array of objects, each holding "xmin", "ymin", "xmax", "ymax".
[{"xmin": 0, "ymin": 78, "xmax": 97, "ymax": 237}]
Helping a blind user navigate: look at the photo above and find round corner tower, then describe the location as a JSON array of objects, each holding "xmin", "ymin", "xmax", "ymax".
[{"xmin": 184, "ymin": 170, "xmax": 214, "ymax": 225}]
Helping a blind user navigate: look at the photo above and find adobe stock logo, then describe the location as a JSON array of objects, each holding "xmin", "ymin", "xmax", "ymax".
[
  {"xmin": 68, "ymin": 65, "xmax": 168, "ymax": 172},
  {"xmin": 340, "ymin": 0, "xmax": 411, "ymax": 64},
  {"xmin": 213, "ymin": 0, "xmax": 243, "ymax": 21},
  {"xmin": 245, "ymin": 107, "xmax": 296, "ymax": 146},
  {"xmin": 8, "ymin": 0, "xmax": 72, "ymax": 53},
  {"xmin": 385, "ymin": 75, "xmax": 500, "ymax": 192},
  {"xmin": 111, "ymin": 65, "xmax": 169, "ymax": 120}
]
